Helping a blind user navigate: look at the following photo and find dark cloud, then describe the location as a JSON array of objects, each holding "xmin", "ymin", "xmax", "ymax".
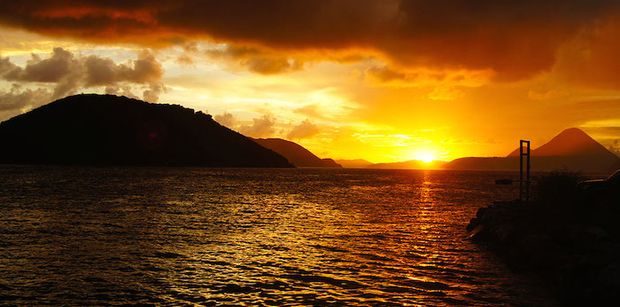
[
  {"xmin": 104, "ymin": 84, "xmax": 140, "ymax": 100},
  {"xmin": 0, "ymin": 84, "xmax": 51, "ymax": 119},
  {"xmin": 0, "ymin": 58, "xmax": 20, "ymax": 77},
  {"xmin": 1, "ymin": 1, "xmax": 618, "ymax": 79},
  {"xmin": 287, "ymin": 119, "xmax": 320, "ymax": 139},
  {"xmin": 366, "ymin": 66, "xmax": 409, "ymax": 82},
  {"xmin": 239, "ymin": 115, "xmax": 277, "ymax": 137},
  {"xmin": 365, "ymin": 65, "xmax": 490, "ymax": 91},
  {"xmin": 142, "ymin": 82, "xmax": 166, "ymax": 103},
  {"xmin": 244, "ymin": 57, "xmax": 302, "ymax": 75},
  {"xmin": 175, "ymin": 41, "xmax": 199, "ymax": 65},
  {"xmin": 0, "ymin": 47, "xmax": 164, "ymax": 101},
  {"xmin": 1, "ymin": 48, "xmax": 82, "ymax": 98},
  {"xmin": 207, "ymin": 45, "xmax": 303, "ymax": 74},
  {"xmin": 84, "ymin": 50, "xmax": 162, "ymax": 85},
  {"xmin": 552, "ymin": 16, "xmax": 620, "ymax": 89},
  {"xmin": 214, "ymin": 112, "xmax": 236, "ymax": 128},
  {"xmin": 130, "ymin": 51, "xmax": 163, "ymax": 83},
  {"xmin": 5, "ymin": 48, "xmax": 78, "ymax": 83}
]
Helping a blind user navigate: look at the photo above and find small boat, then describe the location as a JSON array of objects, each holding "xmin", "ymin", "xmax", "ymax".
[{"xmin": 495, "ymin": 179, "xmax": 513, "ymax": 185}]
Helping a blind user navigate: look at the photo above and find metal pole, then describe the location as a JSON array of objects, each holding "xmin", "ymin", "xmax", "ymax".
[
  {"xmin": 526, "ymin": 141, "xmax": 530, "ymax": 202},
  {"xmin": 519, "ymin": 141, "xmax": 523, "ymax": 202},
  {"xmin": 519, "ymin": 140, "xmax": 531, "ymax": 202}
]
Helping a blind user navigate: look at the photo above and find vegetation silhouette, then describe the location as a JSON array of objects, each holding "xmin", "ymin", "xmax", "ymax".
[
  {"xmin": 253, "ymin": 138, "xmax": 341, "ymax": 167},
  {"xmin": 468, "ymin": 171, "xmax": 620, "ymax": 305},
  {"xmin": 0, "ymin": 94, "xmax": 293, "ymax": 167}
]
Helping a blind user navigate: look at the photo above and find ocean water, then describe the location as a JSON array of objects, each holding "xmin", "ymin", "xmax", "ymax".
[{"xmin": 0, "ymin": 166, "xmax": 556, "ymax": 305}]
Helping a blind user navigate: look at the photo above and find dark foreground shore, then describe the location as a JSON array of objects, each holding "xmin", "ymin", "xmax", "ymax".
[{"xmin": 467, "ymin": 198, "xmax": 620, "ymax": 305}]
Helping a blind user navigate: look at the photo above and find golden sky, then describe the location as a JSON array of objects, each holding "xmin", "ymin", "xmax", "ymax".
[{"xmin": 1, "ymin": 1, "xmax": 620, "ymax": 162}]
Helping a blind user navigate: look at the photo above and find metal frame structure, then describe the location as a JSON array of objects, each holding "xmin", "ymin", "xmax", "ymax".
[{"xmin": 519, "ymin": 140, "xmax": 531, "ymax": 202}]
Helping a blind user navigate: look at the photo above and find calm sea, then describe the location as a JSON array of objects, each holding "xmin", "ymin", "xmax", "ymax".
[{"xmin": 0, "ymin": 166, "xmax": 556, "ymax": 305}]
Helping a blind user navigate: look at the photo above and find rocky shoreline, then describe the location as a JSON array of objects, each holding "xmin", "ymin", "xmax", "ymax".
[{"xmin": 467, "ymin": 200, "xmax": 620, "ymax": 305}]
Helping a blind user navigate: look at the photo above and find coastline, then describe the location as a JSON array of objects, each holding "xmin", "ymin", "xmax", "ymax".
[{"xmin": 467, "ymin": 199, "xmax": 620, "ymax": 305}]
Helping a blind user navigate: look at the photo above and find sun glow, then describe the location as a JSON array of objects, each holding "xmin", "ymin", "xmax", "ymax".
[{"xmin": 414, "ymin": 151, "xmax": 436, "ymax": 163}]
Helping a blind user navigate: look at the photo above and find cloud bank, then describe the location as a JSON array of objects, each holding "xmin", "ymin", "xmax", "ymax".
[
  {"xmin": 1, "ymin": 1, "xmax": 619, "ymax": 80},
  {"xmin": 287, "ymin": 119, "xmax": 320, "ymax": 139},
  {"xmin": 239, "ymin": 115, "xmax": 277, "ymax": 138},
  {"xmin": 0, "ymin": 47, "xmax": 165, "ymax": 117}
]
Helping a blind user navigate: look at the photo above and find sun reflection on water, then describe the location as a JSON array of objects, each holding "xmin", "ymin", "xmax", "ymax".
[{"xmin": 0, "ymin": 167, "xmax": 554, "ymax": 305}]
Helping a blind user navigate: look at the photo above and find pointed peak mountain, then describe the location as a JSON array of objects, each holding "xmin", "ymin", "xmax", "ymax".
[
  {"xmin": 507, "ymin": 127, "xmax": 609, "ymax": 157},
  {"xmin": 535, "ymin": 127, "xmax": 611, "ymax": 157},
  {"xmin": 497, "ymin": 127, "xmax": 620, "ymax": 172},
  {"xmin": 556, "ymin": 127, "xmax": 590, "ymax": 138}
]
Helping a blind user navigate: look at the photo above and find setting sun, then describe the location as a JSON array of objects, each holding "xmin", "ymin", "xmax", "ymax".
[
  {"xmin": 415, "ymin": 151, "xmax": 436, "ymax": 163},
  {"xmin": 3, "ymin": 1, "xmax": 620, "ymax": 306}
]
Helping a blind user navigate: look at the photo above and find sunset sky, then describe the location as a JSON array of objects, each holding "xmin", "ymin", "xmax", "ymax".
[{"xmin": 1, "ymin": 0, "xmax": 620, "ymax": 163}]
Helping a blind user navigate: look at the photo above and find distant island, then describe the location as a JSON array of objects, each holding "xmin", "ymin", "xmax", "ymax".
[
  {"xmin": 336, "ymin": 159, "xmax": 374, "ymax": 168},
  {"xmin": 333, "ymin": 128, "xmax": 619, "ymax": 173},
  {"xmin": 2, "ymin": 94, "xmax": 616, "ymax": 173},
  {"xmin": 445, "ymin": 128, "xmax": 620, "ymax": 173},
  {"xmin": 368, "ymin": 160, "xmax": 446, "ymax": 170},
  {"xmin": 0, "ymin": 94, "xmax": 293, "ymax": 167},
  {"xmin": 253, "ymin": 138, "xmax": 341, "ymax": 168}
]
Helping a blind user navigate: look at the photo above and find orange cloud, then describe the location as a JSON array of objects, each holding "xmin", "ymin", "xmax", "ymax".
[
  {"xmin": 239, "ymin": 114, "xmax": 277, "ymax": 137},
  {"xmin": 214, "ymin": 112, "xmax": 236, "ymax": 128},
  {"xmin": 206, "ymin": 45, "xmax": 303, "ymax": 74},
  {"xmin": 552, "ymin": 16, "xmax": 620, "ymax": 89},
  {"xmin": 366, "ymin": 66, "xmax": 493, "ymax": 88},
  {"xmin": 1, "ymin": 1, "xmax": 618, "ymax": 80},
  {"xmin": 287, "ymin": 119, "xmax": 320, "ymax": 139}
]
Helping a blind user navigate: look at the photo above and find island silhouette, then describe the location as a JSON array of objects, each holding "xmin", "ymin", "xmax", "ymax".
[
  {"xmin": 445, "ymin": 128, "xmax": 620, "ymax": 173},
  {"xmin": 367, "ymin": 160, "xmax": 447, "ymax": 170},
  {"xmin": 335, "ymin": 159, "xmax": 374, "ymax": 168},
  {"xmin": 253, "ymin": 138, "xmax": 341, "ymax": 168},
  {"xmin": 2, "ymin": 94, "xmax": 617, "ymax": 173},
  {"xmin": 0, "ymin": 94, "xmax": 293, "ymax": 167}
]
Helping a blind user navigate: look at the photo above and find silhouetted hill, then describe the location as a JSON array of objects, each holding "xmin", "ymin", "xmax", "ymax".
[
  {"xmin": 336, "ymin": 159, "xmax": 374, "ymax": 168},
  {"xmin": 447, "ymin": 128, "xmax": 620, "ymax": 172},
  {"xmin": 319, "ymin": 158, "xmax": 342, "ymax": 168},
  {"xmin": 0, "ymin": 94, "xmax": 293, "ymax": 167},
  {"xmin": 335, "ymin": 158, "xmax": 445, "ymax": 169},
  {"xmin": 369, "ymin": 160, "xmax": 446, "ymax": 170},
  {"xmin": 508, "ymin": 128, "xmax": 617, "ymax": 158},
  {"xmin": 444, "ymin": 157, "xmax": 519, "ymax": 171},
  {"xmin": 252, "ymin": 138, "xmax": 341, "ymax": 167}
]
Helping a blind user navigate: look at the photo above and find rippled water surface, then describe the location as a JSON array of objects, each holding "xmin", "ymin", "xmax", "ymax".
[{"xmin": 0, "ymin": 166, "xmax": 556, "ymax": 305}]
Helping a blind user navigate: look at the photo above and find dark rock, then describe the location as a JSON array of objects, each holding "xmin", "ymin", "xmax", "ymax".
[{"xmin": 467, "ymin": 198, "xmax": 620, "ymax": 305}]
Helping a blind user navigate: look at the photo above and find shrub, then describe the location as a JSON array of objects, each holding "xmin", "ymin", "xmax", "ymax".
[{"xmin": 533, "ymin": 171, "xmax": 585, "ymax": 209}]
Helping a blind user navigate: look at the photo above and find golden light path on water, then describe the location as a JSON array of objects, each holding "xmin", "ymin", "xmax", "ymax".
[{"xmin": 0, "ymin": 166, "xmax": 557, "ymax": 305}]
